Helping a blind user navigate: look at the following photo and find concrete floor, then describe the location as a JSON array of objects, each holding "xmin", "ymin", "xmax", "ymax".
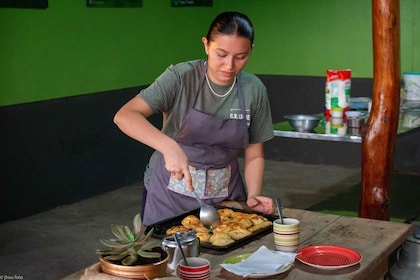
[{"xmin": 0, "ymin": 160, "xmax": 362, "ymax": 280}]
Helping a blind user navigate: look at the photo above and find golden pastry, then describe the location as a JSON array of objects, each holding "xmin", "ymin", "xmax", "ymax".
[
  {"xmin": 166, "ymin": 225, "xmax": 189, "ymax": 234},
  {"xmin": 248, "ymin": 220, "xmax": 272, "ymax": 232},
  {"xmin": 181, "ymin": 215, "xmax": 202, "ymax": 228},
  {"xmin": 251, "ymin": 215, "xmax": 269, "ymax": 225},
  {"xmin": 218, "ymin": 208, "xmax": 234, "ymax": 217},
  {"xmin": 259, "ymin": 220, "xmax": 273, "ymax": 228},
  {"xmin": 231, "ymin": 212, "xmax": 257, "ymax": 220},
  {"xmin": 231, "ymin": 218, "xmax": 253, "ymax": 229},
  {"xmin": 212, "ymin": 223, "xmax": 232, "ymax": 233},
  {"xmin": 209, "ymin": 232, "xmax": 230, "ymax": 243},
  {"xmin": 228, "ymin": 228, "xmax": 252, "ymax": 240},
  {"xmin": 195, "ymin": 232, "xmax": 210, "ymax": 243},
  {"xmin": 211, "ymin": 237, "xmax": 235, "ymax": 246},
  {"xmin": 209, "ymin": 232, "xmax": 234, "ymax": 246},
  {"xmin": 192, "ymin": 224, "xmax": 210, "ymax": 233}
]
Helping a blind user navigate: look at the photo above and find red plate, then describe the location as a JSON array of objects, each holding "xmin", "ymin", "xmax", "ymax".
[{"xmin": 296, "ymin": 245, "xmax": 362, "ymax": 270}]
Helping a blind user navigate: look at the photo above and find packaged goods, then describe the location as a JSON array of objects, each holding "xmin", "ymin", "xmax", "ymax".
[
  {"xmin": 325, "ymin": 69, "xmax": 351, "ymax": 118},
  {"xmin": 325, "ymin": 115, "xmax": 347, "ymax": 136}
]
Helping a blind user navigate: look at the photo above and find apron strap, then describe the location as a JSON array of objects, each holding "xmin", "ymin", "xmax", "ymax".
[
  {"xmin": 191, "ymin": 61, "xmax": 208, "ymax": 109},
  {"xmin": 236, "ymin": 79, "xmax": 249, "ymax": 147}
]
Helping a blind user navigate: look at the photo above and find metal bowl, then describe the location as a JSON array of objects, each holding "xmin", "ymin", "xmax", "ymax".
[{"xmin": 284, "ymin": 114, "xmax": 321, "ymax": 132}]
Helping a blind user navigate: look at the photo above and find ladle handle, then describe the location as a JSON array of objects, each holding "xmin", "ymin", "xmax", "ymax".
[
  {"xmin": 275, "ymin": 198, "xmax": 284, "ymax": 224},
  {"xmin": 192, "ymin": 189, "xmax": 205, "ymax": 207}
]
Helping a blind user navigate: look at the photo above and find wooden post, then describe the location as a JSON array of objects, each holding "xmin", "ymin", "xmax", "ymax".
[{"xmin": 359, "ymin": 0, "xmax": 400, "ymax": 220}]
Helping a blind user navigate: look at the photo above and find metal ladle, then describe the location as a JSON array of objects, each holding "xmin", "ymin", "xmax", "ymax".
[
  {"xmin": 192, "ymin": 189, "xmax": 221, "ymax": 229},
  {"xmin": 275, "ymin": 197, "xmax": 284, "ymax": 224}
]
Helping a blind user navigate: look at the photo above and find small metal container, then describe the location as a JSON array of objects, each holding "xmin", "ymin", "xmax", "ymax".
[
  {"xmin": 346, "ymin": 117, "xmax": 364, "ymax": 128},
  {"xmin": 347, "ymin": 127, "xmax": 362, "ymax": 136},
  {"xmin": 161, "ymin": 229, "xmax": 200, "ymax": 270}
]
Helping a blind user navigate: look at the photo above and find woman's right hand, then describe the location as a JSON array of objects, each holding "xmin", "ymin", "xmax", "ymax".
[
  {"xmin": 114, "ymin": 96, "xmax": 193, "ymax": 191},
  {"xmin": 162, "ymin": 141, "xmax": 193, "ymax": 191}
]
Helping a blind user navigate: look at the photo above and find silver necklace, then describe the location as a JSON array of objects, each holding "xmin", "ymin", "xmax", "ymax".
[{"xmin": 205, "ymin": 74, "xmax": 236, "ymax": 98}]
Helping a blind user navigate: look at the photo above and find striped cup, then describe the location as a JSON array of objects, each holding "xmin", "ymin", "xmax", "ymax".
[
  {"xmin": 177, "ymin": 257, "xmax": 210, "ymax": 280},
  {"xmin": 273, "ymin": 218, "xmax": 300, "ymax": 252}
]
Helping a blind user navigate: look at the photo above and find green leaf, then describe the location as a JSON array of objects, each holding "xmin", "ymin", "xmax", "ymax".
[
  {"xmin": 139, "ymin": 239, "xmax": 161, "ymax": 251},
  {"xmin": 127, "ymin": 247, "xmax": 137, "ymax": 254},
  {"xmin": 96, "ymin": 248, "xmax": 126, "ymax": 255},
  {"xmin": 124, "ymin": 225, "xmax": 135, "ymax": 241},
  {"xmin": 133, "ymin": 213, "xmax": 143, "ymax": 236},
  {"xmin": 144, "ymin": 227, "xmax": 154, "ymax": 240},
  {"xmin": 99, "ymin": 239, "xmax": 130, "ymax": 249},
  {"xmin": 111, "ymin": 224, "xmax": 128, "ymax": 240},
  {"xmin": 104, "ymin": 252, "xmax": 129, "ymax": 261},
  {"xmin": 137, "ymin": 249, "xmax": 161, "ymax": 259},
  {"xmin": 122, "ymin": 254, "xmax": 138, "ymax": 266}
]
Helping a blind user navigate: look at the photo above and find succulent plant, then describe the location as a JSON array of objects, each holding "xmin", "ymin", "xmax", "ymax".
[{"xmin": 96, "ymin": 213, "xmax": 163, "ymax": 266}]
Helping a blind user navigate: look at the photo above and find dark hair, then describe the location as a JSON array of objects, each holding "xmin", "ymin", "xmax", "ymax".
[{"xmin": 206, "ymin": 12, "xmax": 254, "ymax": 45}]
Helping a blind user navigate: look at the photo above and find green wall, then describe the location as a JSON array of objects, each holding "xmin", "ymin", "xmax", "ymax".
[
  {"xmin": 218, "ymin": 0, "xmax": 419, "ymax": 77},
  {"xmin": 1, "ymin": 0, "xmax": 419, "ymax": 106}
]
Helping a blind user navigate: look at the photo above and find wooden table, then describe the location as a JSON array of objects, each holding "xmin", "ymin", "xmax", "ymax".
[{"xmin": 62, "ymin": 208, "xmax": 412, "ymax": 280}]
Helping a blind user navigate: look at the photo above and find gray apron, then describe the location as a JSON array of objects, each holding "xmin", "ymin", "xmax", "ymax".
[{"xmin": 143, "ymin": 62, "xmax": 249, "ymax": 225}]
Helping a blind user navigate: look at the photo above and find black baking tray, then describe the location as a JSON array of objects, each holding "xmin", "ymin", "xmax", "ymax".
[{"xmin": 147, "ymin": 206, "xmax": 278, "ymax": 252}]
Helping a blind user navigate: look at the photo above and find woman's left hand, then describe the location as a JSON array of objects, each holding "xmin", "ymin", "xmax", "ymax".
[{"xmin": 246, "ymin": 196, "xmax": 275, "ymax": 215}]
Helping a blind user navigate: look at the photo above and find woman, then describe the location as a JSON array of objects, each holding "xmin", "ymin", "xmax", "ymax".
[{"xmin": 114, "ymin": 11, "xmax": 274, "ymax": 225}]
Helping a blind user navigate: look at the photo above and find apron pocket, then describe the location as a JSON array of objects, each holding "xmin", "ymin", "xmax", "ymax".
[{"xmin": 167, "ymin": 165, "xmax": 230, "ymax": 199}]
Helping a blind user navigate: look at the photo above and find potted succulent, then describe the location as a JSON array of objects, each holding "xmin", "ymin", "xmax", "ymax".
[{"xmin": 96, "ymin": 213, "xmax": 169, "ymax": 279}]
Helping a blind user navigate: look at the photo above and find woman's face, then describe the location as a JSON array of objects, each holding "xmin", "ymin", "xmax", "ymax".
[{"xmin": 202, "ymin": 34, "xmax": 253, "ymax": 86}]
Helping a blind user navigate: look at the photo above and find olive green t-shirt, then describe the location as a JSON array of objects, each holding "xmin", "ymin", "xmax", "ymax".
[{"xmin": 138, "ymin": 59, "xmax": 274, "ymax": 144}]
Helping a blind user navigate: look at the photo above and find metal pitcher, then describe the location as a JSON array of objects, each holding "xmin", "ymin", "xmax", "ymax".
[
  {"xmin": 161, "ymin": 229, "xmax": 200, "ymax": 270},
  {"xmin": 390, "ymin": 224, "xmax": 420, "ymax": 280}
]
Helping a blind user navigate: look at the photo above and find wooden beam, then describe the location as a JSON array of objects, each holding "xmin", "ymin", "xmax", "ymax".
[{"xmin": 359, "ymin": 0, "xmax": 401, "ymax": 220}]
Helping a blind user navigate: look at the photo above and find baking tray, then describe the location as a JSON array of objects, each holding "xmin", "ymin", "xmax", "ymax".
[{"xmin": 147, "ymin": 206, "xmax": 278, "ymax": 252}]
